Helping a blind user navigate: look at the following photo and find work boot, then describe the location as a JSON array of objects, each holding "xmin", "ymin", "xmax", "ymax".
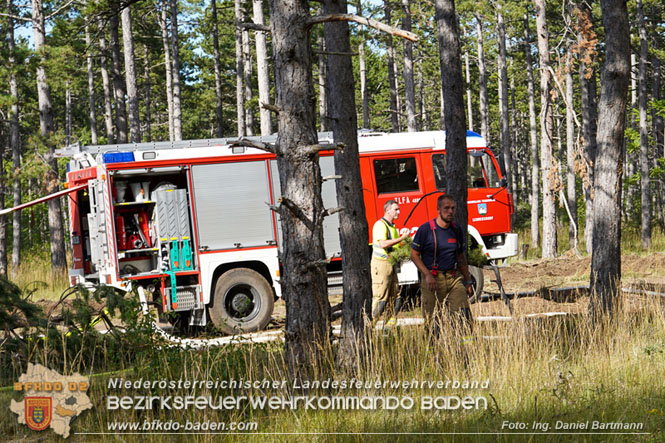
[
  {"xmin": 372, "ymin": 301, "xmax": 386, "ymax": 325},
  {"xmin": 393, "ymin": 297, "xmax": 404, "ymax": 317}
]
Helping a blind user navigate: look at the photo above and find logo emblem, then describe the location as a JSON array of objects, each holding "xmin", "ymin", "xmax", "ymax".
[
  {"xmin": 25, "ymin": 397, "xmax": 52, "ymax": 431},
  {"xmin": 477, "ymin": 203, "xmax": 487, "ymax": 215}
]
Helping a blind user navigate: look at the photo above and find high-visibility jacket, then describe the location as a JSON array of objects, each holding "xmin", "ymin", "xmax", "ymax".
[{"xmin": 372, "ymin": 218, "xmax": 399, "ymax": 260}]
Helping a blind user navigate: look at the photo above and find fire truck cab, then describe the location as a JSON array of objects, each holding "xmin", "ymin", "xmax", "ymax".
[{"xmin": 56, "ymin": 130, "xmax": 517, "ymax": 334}]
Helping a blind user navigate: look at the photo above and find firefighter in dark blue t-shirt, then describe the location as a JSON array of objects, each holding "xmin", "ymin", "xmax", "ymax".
[{"xmin": 411, "ymin": 194, "xmax": 473, "ymax": 336}]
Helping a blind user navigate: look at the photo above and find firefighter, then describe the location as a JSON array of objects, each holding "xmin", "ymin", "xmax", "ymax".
[
  {"xmin": 410, "ymin": 194, "xmax": 474, "ymax": 338},
  {"xmin": 371, "ymin": 200, "xmax": 410, "ymax": 326}
]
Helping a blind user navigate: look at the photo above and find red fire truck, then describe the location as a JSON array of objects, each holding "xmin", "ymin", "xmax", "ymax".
[{"xmin": 39, "ymin": 130, "xmax": 515, "ymax": 333}]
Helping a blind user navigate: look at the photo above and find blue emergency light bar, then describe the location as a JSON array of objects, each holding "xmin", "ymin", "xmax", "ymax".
[{"xmin": 102, "ymin": 152, "xmax": 135, "ymax": 163}]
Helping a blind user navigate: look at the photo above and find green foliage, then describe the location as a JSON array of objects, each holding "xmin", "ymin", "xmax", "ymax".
[
  {"xmin": 388, "ymin": 236, "xmax": 412, "ymax": 266},
  {"xmin": 468, "ymin": 238, "xmax": 489, "ymax": 267},
  {"xmin": 0, "ymin": 276, "xmax": 45, "ymax": 332}
]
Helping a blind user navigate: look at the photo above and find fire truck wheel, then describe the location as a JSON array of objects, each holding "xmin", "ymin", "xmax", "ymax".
[
  {"xmin": 209, "ymin": 268, "xmax": 274, "ymax": 334},
  {"xmin": 467, "ymin": 265, "xmax": 484, "ymax": 304}
]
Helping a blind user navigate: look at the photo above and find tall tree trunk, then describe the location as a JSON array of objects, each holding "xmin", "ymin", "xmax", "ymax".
[
  {"xmin": 121, "ymin": 5, "xmax": 141, "ymax": 142},
  {"xmin": 637, "ymin": 0, "xmax": 651, "ymax": 248},
  {"xmin": 234, "ymin": 0, "xmax": 246, "ymax": 136},
  {"xmin": 317, "ymin": 34, "xmax": 329, "ymax": 131},
  {"xmin": 624, "ymin": 48, "xmax": 637, "ymax": 221},
  {"xmin": 566, "ymin": 45, "xmax": 577, "ymax": 246},
  {"xmin": 476, "ymin": 14, "xmax": 489, "ymax": 143},
  {"xmin": 169, "ymin": 0, "xmax": 183, "ymax": 140},
  {"xmin": 267, "ymin": 0, "xmax": 330, "ymax": 377},
  {"xmin": 159, "ymin": 6, "xmax": 175, "ymax": 140},
  {"xmin": 99, "ymin": 33, "xmax": 115, "ymax": 143},
  {"xmin": 385, "ymin": 0, "xmax": 399, "ymax": 132},
  {"xmin": 496, "ymin": 6, "xmax": 513, "ymax": 199},
  {"xmin": 211, "ymin": 0, "xmax": 224, "ymax": 137},
  {"xmin": 0, "ymin": 138, "xmax": 6, "ymax": 276},
  {"xmin": 109, "ymin": 9, "xmax": 128, "ymax": 143},
  {"xmin": 85, "ymin": 15, "xmax": 98, "ymax": 144},
  {"xmin": 436, "ymin": 0, "xmax": 467, "ymax": 228},
  {"xmin": 242, "ymin": 8, "xmax": 255, "ymax": 136},
  {"xmin": 465, "ymin": 49, "xmax": 473, "ymax": 131},
  {"xmin": 32, "ymin": 0, "xmax": 66, "ymax": 272},
  {"xmin": 65, "ymin": 80, "xmax": 72, "ymax": 145},
  {"xmin": 577, "ymin": 3, "xmax": 598, "ymax": 254},
  {"xmin": 524, "ymin": 14, "xmax": 540, "ymax": 247},
  {"xmin": 253, "ymin": 0, "xmax": 273, "ymax": 135},
  {"xmin": 590, "ymin": 0, "xmax": 630, "ymax": 317},
  {"xmin": 402, "ymin": 0, "xmax": 417, "ymax": 131},
  {"xmin": 534, "ymin": 0, "xmax": 557, "ymax": 258},
  {"xmin": 143, "ymin": 45, "xmax": 152, "ymax": 142},
  {"xmin": 653, "ymin": 56, "xmax": 664, "ymax": 157},
  {"xmin": 323, "ymin": 0, "xmax": 372, "ymax": 373},
  {"xmin": 355, "ymin": 0, "xmax": 370, "ymax": 129},
  {"xmin": 8, "ymin": 0, "xmax": 21, "ymax": 275}
]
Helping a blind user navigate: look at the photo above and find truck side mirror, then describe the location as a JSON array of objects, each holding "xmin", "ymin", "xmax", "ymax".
[{"xmin": 499, "ymin": 177, "xmax": 508, "ymax": 188}]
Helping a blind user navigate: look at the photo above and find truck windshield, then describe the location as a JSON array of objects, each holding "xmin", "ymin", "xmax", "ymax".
[{"xmin": 432, "ymin": 151, "xmax": 501, "ymax": 190}]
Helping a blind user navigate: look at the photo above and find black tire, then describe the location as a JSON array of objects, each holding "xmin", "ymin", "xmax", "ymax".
[
  {"xmin": 467, "ymin": 265, "xmax": 484, "ymax": 304},
  {"xmin": 208, "ymin": 268, "xmax": 274, "ymax": 334}
]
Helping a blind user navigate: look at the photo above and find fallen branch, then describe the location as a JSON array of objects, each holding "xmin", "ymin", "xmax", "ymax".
[{"xmin": 308, "ymin": 14, "xmax": 418, "ymax": 42}]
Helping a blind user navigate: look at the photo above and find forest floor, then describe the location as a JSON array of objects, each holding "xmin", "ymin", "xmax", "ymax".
[
  {"xmin": 33, "ymin": 252, "xmax": 665, "ymax": 333},
  {"xmin": 273, "ymin": 251, "xmax": 665, "ymax": 323}
]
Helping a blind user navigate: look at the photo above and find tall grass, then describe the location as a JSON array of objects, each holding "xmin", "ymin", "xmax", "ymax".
[
  {"xmin": 3, "ymin": 292, "xmax": 662, "ymax": 441},
  {"xmin": 515, "ymin": 223, "xmax": 665, "ymax": 261}
]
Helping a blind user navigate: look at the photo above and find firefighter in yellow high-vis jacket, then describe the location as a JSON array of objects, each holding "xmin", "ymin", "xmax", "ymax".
[{"xmin": 371, "ymin": 200, "xmax": 409, "ymax": 326}]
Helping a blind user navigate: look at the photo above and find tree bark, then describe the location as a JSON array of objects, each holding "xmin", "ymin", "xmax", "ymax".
[
  {"xmin": 143, "ymin": 45, "xmax": 152, "ymax": 142},
  {"xmin": 99, "ymin": 32, "xmax": 115, "ymax": 143},
  {"xmin": 8, "ymin": 0, "xmax": 21, "ymax": 275},
  {"xmin": 159, "ymin": 5, "xmax": 175, "ymax": 140},
  {"xmin": 402, "ymin": 0, "xmax": 417, "ymax": 131},
  {"xmin": 323, "ymin": 0, "xmax": 372, "ymax": 374},
  {"xmin": 0, "ymin": 137, "xmax": 6, "ymax": 276},
  {"xmin": 354, "ymin": 0, "xmax": 370, "ymax": 129},
  {"xmin": 234, "ymin": 0, "xmax": 246, "ymax": 136},
  {"xmin": 109, "ymin": 8, "xmax": 128, "ymax": 143},
  {"xmin": 253, "ymin": 0, "xmax": 273, "ymax": 135},
  {"xmin": 464, "ymin": 48, "xmax": 473, "ymax": 131},
  {"xmin": 385, "ymin": 0, "xmax": 399, "ymax": 132},
  {"xmin": 242, "ymin": 5, "xmax": 255, "ymax": 136},
  {"xmin": 33, "ymin": 0, "xmax": 67, "ymax": 272},
  {"xmin": 121, "ymin": 4, "xmax": 141, "ymax": 142},
  {"xmin": 211, "ymin": 0, "xmax": 224, "ymax": 137},
  {"xmin": 169, "ymin": 0, "xmax": 183, "ymax": 140},
  {"xmin": 577, "ymin": 2, "xmax": 598, "ymax": 254},
  {"xmin": 317, "ymin": 33, "xmax": 329, "ymax": 131},
  {"xmin": 435, "ymin": 0, "xmax": 467, "ymax": 228},
  {"xmin": 637, "ymin": 0, "xmax": 651, "ymax": 248},
  {"xmin": 65, "ymin": 80, "xmax": 72, "ymax": 145},
  {"xmin": 85, "ymin": 14, "xmax": 98, "ymax": 144},
  {"xmin": 534, "ymin": 0, "xmax": 557, "ymax": 258},
  {"xmin": 590, "ymin": 0, "xmax": 630, "ymax": 317},
  {"xmin": 496, "ymin": 6, "xmax": 513, "ymax": 200},
  {"xmin": 566, "ymin": 43, "xmax": 577, "ymax": 247},
  {"xmin": 476, "ymin": 14, "xmax": 489, "ymax": 144},
  {"xmin": 268, "ymin": 0, "xmax": 331, "ymax": 377}
]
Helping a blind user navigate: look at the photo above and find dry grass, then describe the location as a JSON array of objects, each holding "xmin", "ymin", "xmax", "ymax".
[{"xmin": 2, "ymin": 292, "xmax": 661, "ymax": 441}]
